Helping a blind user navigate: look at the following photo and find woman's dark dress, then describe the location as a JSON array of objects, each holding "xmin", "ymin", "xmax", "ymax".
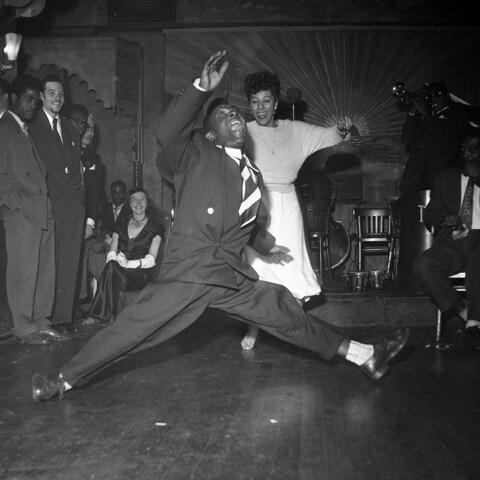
[{"xmin": 89, "ymin": 217, "xmax": 163, "ymax": 322}]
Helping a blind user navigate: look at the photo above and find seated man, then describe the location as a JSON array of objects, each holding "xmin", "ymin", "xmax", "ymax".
[
  {"xmin": 414, "ymin": 127, "xmax": 480, "ymax": 333},
  {"xmin": 86, "ymin": 180, "xmax": 132, "ymax": 296},
  {"xmin": 32, "ymin": 51, "xmax": 408, "ymax": 402}
]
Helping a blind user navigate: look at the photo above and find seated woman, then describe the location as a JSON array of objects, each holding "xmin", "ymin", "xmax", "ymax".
[{"xmin": 82, "ymin": 188, "xmax": 164, "ymax": 327}]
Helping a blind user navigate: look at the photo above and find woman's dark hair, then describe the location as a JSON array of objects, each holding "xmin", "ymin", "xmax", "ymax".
[{"xmin": 244, "ymin": 71, "xmax": 281, "ymax": 101}]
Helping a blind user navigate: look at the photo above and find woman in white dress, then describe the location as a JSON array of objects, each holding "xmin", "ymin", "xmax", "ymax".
[{"xmin": 241, "ymin": 71, "xmax": 350, "ymax": 350}]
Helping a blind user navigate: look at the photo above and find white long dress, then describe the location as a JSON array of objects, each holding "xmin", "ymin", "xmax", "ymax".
[{"xmin": 245, "ymin": 119, "xmax": 343, "ymax": 300}]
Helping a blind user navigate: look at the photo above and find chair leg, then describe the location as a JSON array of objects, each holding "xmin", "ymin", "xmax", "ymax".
[
  {"xmin": 435, "ymin": 308, "xmax": 442, "ymax": 344},
  {"xmin": 425, "ymin": 308, "xmax": 451, "ymax": 350},
  {"xmin": 357, "ymin": 242, "xmax": 362, "ymax": 271},
  {"xmin": 387, "ymin": 242, "xmax": 394, "ymax": 280},
  {"xmin": 318, "ymin": 238, "xmax": 324, "ymax": 287}
]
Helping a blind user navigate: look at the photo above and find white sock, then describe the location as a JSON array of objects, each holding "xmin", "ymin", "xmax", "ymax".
[{"xmin": 345, "ymin": 341, "xmax": 374, "ymax": 366}]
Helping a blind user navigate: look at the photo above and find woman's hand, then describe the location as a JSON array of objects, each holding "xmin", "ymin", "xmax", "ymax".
[
  {"xmin": 336, "ymin": 116, "xmax": 353, "ymax": 139},
  {"xmin": 104, "ymin": 233, "xmax": 112, "ymax": 247},
  {"xmin": 265, "ymin": 245, "xmax": 294, "ymax": 265},
  {"xmin": 116, "ymin": 252, "xmax": 128, "ymax": 268},
  {"xmin": 199, "ymin": 50, "xmax": 229, "ymax": 92}
]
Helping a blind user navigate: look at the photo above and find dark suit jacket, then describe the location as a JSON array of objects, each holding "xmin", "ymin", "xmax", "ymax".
[
  {"xmin": 401, "ymin": 103, "xmax": 477, "ymax": 192},
  {"xmin": 29, "ymin": 109, "xmax": 84, "ymax": 209},
  {"xmin": 156, "ymin": 84, "xmax": 274, "ymax": 289},
  {"xmin": 101, "ymin": 201, "xmax": 132, "ymax": 236},
  {"xmin": 424, "ymin": 166, "xmax": 464, "ymax": 241},
  {"xmin": 82, "ymin": 147, "xmax": 105, "ymax": 223},
  {"xmin": 0, "ymin": 112, "xmax": 49, "ymax": 229}
]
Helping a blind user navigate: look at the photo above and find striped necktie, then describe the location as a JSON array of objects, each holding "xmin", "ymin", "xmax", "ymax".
[
  {"xmin": 458, "ymin": 176, "xmax": 474, "ymax": 229},
  {"xmin": 238, "ymin": 155, "xmax": 261, "ymax": 228}
]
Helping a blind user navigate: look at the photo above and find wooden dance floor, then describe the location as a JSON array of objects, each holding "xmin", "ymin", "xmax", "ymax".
[{"xmin": 1, "ymin": 312, "xmax": 479, "ymax": 480}]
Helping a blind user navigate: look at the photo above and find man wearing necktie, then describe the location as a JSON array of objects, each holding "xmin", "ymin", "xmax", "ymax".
[
  {"xmin": 414, "ymin": 127, "xmax": 480, "ymax": 334},
  {"xmin": 0, "ymin": 75, "xmax": 68, "ymax": 344},
  {"xmin": 32, "ymin": 51, "xmax": 409, "ymax": 402},
  {"xmin": 29, "ymin": 74, "xmax": 85, "ymax": 333}
]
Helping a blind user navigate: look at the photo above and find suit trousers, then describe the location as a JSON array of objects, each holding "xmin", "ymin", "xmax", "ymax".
[
  {"xmin": 413, "ymin": 230, "xmax": 480, "ymax": 318},
  {"xmin": 3, "ymin": 207, "xmax": 55, "ymax": 337},
  {"xmin": 60, "ymin": 276, "xmax": 346, "ymax": 384},
  {"xmin": 50, "ymin": 195, "xmax": 85, "ymax": 325}
]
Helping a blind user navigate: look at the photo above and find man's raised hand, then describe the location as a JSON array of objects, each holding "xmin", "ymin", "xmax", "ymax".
[{"xmin": 199, "ymin": 50, "xmax": 229, "ymax": 92}]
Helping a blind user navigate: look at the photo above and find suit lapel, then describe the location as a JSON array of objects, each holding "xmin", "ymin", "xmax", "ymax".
[{"xmin": 7, "ymin": 113, "xmax": 46, "ymax": 177}]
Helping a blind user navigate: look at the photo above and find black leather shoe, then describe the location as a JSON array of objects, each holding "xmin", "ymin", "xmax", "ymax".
[
  {"xmin": 32, "ymin": 373, "xmax": 65, "ymax": 402},
  {"xmin": 38, "ymin": 327, "xmax": 71, "ymax": 342},
  {"xmin": 18, "ymin": 332, "xmax": 50, "ymax": 345},
  {"xmin": 361, "ymin": 328, "xmax": 410, "ymax": 381},
  {"xmin": 55, "ymin": 323, "xmax": 79, "ymax": 334},
  {"xmin": 466, "ymin": 326, "xmax": 480, "ymax": 339}
]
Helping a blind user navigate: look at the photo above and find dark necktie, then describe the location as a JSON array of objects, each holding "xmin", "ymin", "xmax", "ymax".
[
  {"xmin": 238, "ymin": 155, "xmax": 261, "ymax": 228},
  {"xmin": 459, "ymin": 176, "xmax": 474, "ymax": 229},
  {"xmin": 52, "ymin": 117, "xmax": 63, "ymax": 145},
  {"xmin": 52, "ymin": 117, "xmax": 71, "ymax": 175},
  {"xmin": 113, "ymin": 205, "xmax": 121, "ymax": 222}
]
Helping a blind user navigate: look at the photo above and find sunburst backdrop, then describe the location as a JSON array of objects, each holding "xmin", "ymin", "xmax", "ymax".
[
  {"xmin": 164, "ymin": 27, "xmax": 480, "ymax": 203},
  {"xmin": 165, "ymin": 28, "xmax": 480, "ymax": 138}
]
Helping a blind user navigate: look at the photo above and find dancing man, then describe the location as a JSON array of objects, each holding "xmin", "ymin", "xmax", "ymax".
[{"xmin": 32, "ymin": 51, "xmax": 408, "ymax": 402}]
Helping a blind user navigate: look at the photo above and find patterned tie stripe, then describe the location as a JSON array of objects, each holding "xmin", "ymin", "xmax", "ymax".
[
  {"xmin": 238, "ymin": 156, "xmax": 261, "ymax": 228},
  {"xmin": 458, "ymin": 176, "xmax": 474, "ymax": 229}
]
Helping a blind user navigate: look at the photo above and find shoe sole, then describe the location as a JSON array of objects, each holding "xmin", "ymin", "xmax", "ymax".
[
  {"xmin": 361, "ymin": 328, "xmax": 410, "ymax": 381},
  {"xmin": 369, "ymin": 363, "xmax": 390, "ymax": 381},
  {"xmin": 387, "ymin": 328, "xmax": 410, "ymax": 364},
  {"xmin": 31, "ymin": 373, "xmax": 62, "ymax": 402}
]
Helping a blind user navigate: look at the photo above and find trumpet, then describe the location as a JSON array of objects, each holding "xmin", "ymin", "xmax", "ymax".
[{"xmin": 392, "ymin": 81, "xmax": 432, "ymax": 107}]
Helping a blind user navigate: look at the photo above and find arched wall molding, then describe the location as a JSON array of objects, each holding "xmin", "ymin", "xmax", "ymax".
[
  {"xmin": 21, "ymin": 36, "xmax": 142, "ymax": 115},
  {"xmin": 26, "ymin": 63, "xmax": 137, "ymax": 196}
]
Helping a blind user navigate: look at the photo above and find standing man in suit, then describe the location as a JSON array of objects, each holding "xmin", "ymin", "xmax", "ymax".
[
  {"xmin": 68, "ymin": 104, "xmax": 105, "ymax": 238},
  {"xmin": 29, "ymin": 74, "xmax": 85, "ymax": 332},
  {"xmin": 32, "ymin": 51, "xmax": 408, "ymax": 401},
  {"xmin": 68, "ymin": 105, "xmax": 105, "ymax": 303},
  {"xmin": 0, "ymin": 75, "xmax": 68, "ymax": 344},
  {"xmin": 414, "ymin": 127, "xmax": 480, "ymax": 333}
]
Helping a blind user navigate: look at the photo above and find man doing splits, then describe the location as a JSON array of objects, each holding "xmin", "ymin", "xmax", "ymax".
[{"xmin": 32, "ymin": 51, "xmax": 408, "ymax": 402}]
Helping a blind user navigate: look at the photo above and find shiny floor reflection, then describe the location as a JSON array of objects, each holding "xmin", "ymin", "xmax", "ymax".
[{"xmin": 1, "ymin": 315, "xmax": 479, "ymax": 480}]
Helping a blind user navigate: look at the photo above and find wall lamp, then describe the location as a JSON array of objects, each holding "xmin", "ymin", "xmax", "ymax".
[{"xmin": 1, "ymin": 32, "xmax": 23, "ymax": 73}]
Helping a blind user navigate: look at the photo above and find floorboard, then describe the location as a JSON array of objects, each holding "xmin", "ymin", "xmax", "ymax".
[{"xmin": 1, "ymin": 313, "xmax": 479, "ymax": 480}]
